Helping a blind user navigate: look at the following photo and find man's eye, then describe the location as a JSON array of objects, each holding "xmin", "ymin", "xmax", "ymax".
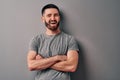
[
  {"xmin": 47, "ymin": 14, "xmax": 51, "ymax": 17},
  {"xmin": 55, "ymin": 14, "xmax": 59, "ymax": 17}
]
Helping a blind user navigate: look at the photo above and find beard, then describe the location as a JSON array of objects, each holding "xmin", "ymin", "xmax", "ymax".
[{"xmin": 45, "ymin": 20, "xmax": 60, "ymax": 31}]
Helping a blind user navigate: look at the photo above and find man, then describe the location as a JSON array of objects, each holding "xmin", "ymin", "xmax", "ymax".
[{"xmin": 27, "ymin": 4, "xmax": 79, "ymax": 80}]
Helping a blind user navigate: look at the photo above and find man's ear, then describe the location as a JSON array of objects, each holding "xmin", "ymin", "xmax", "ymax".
[{"xmin": 41, "ymin": 16, "xmax": 45, "ymax": 23}]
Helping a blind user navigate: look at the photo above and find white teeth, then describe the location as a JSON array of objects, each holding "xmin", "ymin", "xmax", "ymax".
[
  {"xmin": 50, "ymin": 22, "xmax": 56, "ymax": 24},
  {"xmin": 50, "ymin": 21, "xmax": 57, "ymax": 24}
]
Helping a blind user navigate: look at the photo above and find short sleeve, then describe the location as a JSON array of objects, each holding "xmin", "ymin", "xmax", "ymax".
[
  {"xmin": 68, "ymin": 37, "xmax": 79, "ymax": 52},
  {"xmin": 29, "ymin": 35, "xmax": 39, "ymax": 53}
]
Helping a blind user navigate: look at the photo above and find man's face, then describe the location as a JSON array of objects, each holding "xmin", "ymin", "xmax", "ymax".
[{"xmin": 42, "ymin": 8, "xmax": 60, "ymax": 31}]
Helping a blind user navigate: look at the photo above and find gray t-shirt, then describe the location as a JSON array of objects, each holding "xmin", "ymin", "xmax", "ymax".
[{"xmin": 29, "ymin": 32, "xmax": 79, "ymax": 80}]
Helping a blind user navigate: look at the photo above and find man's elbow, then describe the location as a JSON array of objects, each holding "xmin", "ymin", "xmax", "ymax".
[
  {"xmin": 28, "ymin": 65, "xmax": 35, "ymax": 71},
  {"xmin": 70, "ymin": 67, "xmax": 77, "ymax": 72},
  {"xmin": 28, "ymin": 64, "xmax": 43, "ymax": 71},
  {"xmin": 69, "ymin": 66, "xmax": 77, "ymax": 72},
  {"xmin": 27, "ymin": 63, "xmax": 37, "ymax": 71}
]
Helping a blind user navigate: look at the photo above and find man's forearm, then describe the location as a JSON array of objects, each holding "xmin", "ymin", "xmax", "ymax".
[
  {"xmin": 28, "ymin": 55, "xmax": 67, "ymax": 71},
  {"xmin": 28, "ymin": 56, "xmax": 57, "ymax": 71},
  {"xmin": 51, "ymin": 50, "xmax": 79, "ymax": 72},
  {"xmin": 51, "ymin": 61, "xmax": 76, "ymax": 72}
]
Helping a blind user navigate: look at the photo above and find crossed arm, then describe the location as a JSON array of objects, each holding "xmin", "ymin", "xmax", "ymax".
[{"xmin": 27, "ymin": 50, "xmax": 78, "ymax": 72}]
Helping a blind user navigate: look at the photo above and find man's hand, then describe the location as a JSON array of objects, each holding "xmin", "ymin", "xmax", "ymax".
[
  {"xmin": 54, "ymin": 55, "xmax": 67, "ymax": 61},
  {"xmin": 35, "ymin": 54, "xmax": 67, "ymax": 61},
  {"xmin": 35, "ymin": 54, "xmax": 43, "ymax": 60}
]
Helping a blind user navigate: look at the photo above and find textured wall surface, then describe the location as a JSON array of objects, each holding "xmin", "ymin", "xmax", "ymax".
[{"xmin": 0, "ymin": 0, "xmax": 120, "ymax": 80}]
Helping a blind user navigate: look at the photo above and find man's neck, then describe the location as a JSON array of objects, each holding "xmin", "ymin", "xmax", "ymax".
[{"xmin": 45, "ymin": 28, "xmax": 61, "ymax": 36}]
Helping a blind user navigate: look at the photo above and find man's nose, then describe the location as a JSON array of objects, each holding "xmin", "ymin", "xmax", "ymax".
[{"xmin": 51, "ymin": 16, "xmax": 55, "ymax": 20}]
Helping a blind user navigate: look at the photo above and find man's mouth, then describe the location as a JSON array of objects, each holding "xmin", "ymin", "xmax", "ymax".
[
  {"xmin": 50, "ymin": 20, "xmax": 57, "ymax": 24},
  {"xmin": 50, "ymin": 22, "xmax": 56, "ymax": 24}
]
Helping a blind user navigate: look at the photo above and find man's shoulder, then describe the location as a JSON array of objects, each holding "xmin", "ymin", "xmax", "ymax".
[
  {"xmin": 61, "ymin": 32, "xmax": 74, "ymax": 38},
  {"xmin": 32, "ymin": 33, "xmax": 45, "ymax": 40}
]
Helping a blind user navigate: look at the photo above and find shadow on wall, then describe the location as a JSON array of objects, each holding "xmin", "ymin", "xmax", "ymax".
[
  {"xmin": 60, "ymin": 10, "xmax": 88, "ymax": 80},
  {"xmin": 71, "ymin": 41, "xmax": 88, "ymax": 80},
  {"xmin": 59, "ymin": 10, "xmax": 70, "ymax": 34}
]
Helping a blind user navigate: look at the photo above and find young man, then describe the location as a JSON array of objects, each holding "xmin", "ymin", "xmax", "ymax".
[{"xmin": 27, "ymin": 4, "xmax": 79, "ymax": 80}]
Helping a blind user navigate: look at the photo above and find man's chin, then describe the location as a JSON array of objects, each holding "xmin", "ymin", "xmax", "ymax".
[
  {"xmin": 50, "ymin": 28, "xmax": 58, "ymax": 31},
  {"xmin": 47, "ymin": 26, "xmax": 59, "ymax": 31},
  {"xmin": 49, "ymin": 24, "xmax": 58, "ymax": 29}
]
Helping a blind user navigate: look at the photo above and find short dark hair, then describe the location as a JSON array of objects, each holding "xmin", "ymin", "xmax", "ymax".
[{"xmin": 41, "ymin": 4, "xmax": 60, "ymax": 15}]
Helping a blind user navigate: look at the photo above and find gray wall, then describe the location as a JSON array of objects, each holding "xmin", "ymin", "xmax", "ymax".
[{"xmin": 0, "ymin": 0, "xmax": 120, "ymax": 80}]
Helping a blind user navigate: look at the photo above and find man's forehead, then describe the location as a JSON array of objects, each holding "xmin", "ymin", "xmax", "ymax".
[{"xmin": 44, "ymin": 8, "xmax": 59, "ymax": 14}]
